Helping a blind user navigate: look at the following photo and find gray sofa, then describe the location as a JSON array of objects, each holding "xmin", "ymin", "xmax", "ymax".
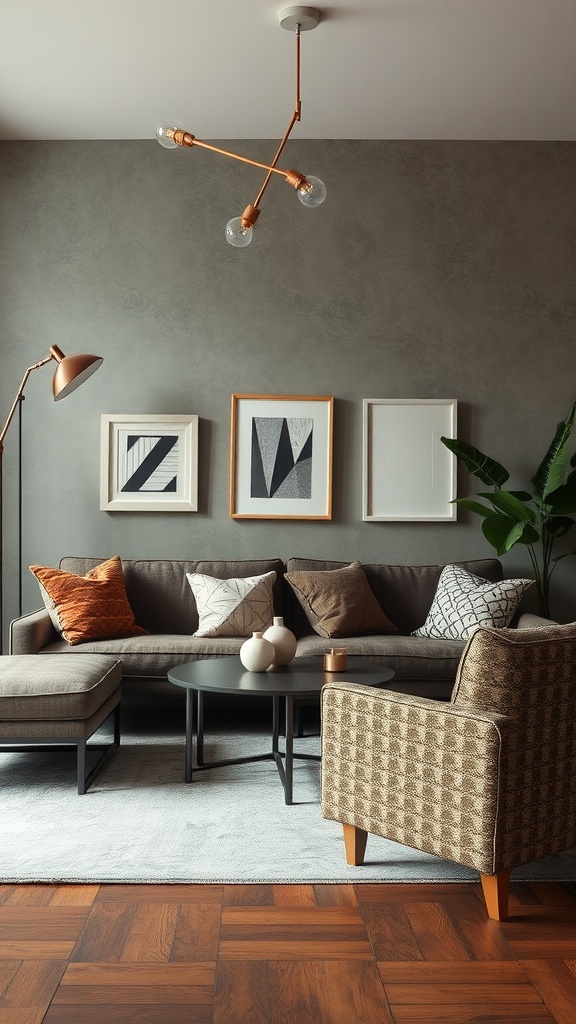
[{"xmin": 10, "ymin": 555, "xmax": 546, "ymax": 701}]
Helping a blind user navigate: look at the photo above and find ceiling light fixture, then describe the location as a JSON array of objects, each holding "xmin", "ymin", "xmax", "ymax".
[{"xmin": 156, "ymin": 5, "xmax": 326, "ymax": 247}]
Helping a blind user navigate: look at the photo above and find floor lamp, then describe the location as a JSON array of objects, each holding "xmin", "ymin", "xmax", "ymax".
[{"xmin": 0, "ymin": 345, "xmax": 103, "ymax": 653}]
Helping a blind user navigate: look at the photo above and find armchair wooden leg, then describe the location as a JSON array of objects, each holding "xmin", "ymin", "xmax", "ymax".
[
  {"xmin": 343, "ymin": 823, "xmax": 368, "ymax": 866},
  {"xmin": 480, "ymin": 870, "xmax": 510, "ymax": 921}
]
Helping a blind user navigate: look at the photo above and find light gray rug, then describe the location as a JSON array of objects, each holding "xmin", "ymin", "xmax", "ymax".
[{"xmin": 1, "ymin": 718, "xmax": 575, "ymax": 884}]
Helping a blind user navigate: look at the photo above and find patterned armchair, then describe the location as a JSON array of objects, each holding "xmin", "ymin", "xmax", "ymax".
[{"xmin": 321, "ymin": 622, "xmax": 576, "ymax": 920}]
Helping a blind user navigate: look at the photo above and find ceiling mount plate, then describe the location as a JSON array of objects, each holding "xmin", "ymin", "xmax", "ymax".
[{"xmin": 279, "ymin": 6, "xmax": 321, "ymax": 32}]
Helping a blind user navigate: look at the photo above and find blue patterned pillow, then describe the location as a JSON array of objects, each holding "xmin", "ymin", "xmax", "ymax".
[{"xmin": 413, "ymin": 564, "xmax": 533, "ymax": 641}]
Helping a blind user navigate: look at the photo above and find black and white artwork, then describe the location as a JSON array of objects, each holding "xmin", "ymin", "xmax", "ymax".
[
  {"xmin": 250, "ymin": 416, "xmax": 313, "ymax": 499},
  {"xmin": 120, "ymin": 433, "xmax": 179, "ymax": 493},
  {"xmin": 100, "ymin": 414, "xmax": 199, "ymax": 512},
  {"xmin": 230, "ymin": 395, "xmax": 333, "ymax": 520}
]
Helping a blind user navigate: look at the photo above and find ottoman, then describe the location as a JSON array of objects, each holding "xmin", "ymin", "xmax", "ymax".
[{"xmin": 0, "ymin": 654, "xmax": 122, "ymax": 794}]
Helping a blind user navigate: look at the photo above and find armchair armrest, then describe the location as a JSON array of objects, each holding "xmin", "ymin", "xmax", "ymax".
[
  {"xmin": 321, "ymin": 681, "xmax": 506, "ymax": 875},
  {"xmin": 9, "ymin": 608, "xmax": 58, "ymax": 654}
]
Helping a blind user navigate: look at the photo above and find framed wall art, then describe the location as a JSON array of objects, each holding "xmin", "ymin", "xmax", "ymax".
[
  {"xmin": 100, "ymin": 414, "xmax": 199, "ymax": 512},
  {"xmin": 363, "ymin": 399, "xmax": 457, "ymax": 521},
  {"xmin": 230, "ymin": 394, "xmax": 333, "ymax": 520}
]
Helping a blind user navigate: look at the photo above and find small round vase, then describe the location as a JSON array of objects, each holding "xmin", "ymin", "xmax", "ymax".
[
  {"xmin": 263, "ymin": 616, "xmax": 297, "ymax": 667},
  {"xmin": 239, "ymin": 631, "xmax": 275, "ymax": 672}
]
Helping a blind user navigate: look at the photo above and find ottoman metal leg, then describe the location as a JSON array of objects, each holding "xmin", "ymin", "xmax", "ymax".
[{"xmin": 77, "ymin": 703, "xmax": 122, "ymax": 795}]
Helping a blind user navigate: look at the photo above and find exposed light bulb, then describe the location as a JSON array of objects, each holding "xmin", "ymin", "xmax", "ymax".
[
  {"xmin": 225, "ymin": 217, "xmax": 253, "ymax": 247},
  {"xmin": 156, "ymin": 123, "xmax": 180, "ymax": 149},
  {"xmin": 297, "ymin": 175, "xmax": 327, "ymax": 208}
]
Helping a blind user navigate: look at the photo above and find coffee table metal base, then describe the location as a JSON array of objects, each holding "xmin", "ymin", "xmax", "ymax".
[{"xmin": 185, "ymin": 689, "xmax": 319, "ymax": 805}]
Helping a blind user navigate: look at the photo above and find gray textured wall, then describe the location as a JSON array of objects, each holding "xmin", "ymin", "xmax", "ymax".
[{"xmin": 1, "ymin": 139, "xmax": 575, "ymax": 642}]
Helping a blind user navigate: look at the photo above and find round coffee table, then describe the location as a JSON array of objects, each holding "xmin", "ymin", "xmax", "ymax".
[{"xmin": 167, "ymin": 655, "xmax": 395, "ymax": 804}]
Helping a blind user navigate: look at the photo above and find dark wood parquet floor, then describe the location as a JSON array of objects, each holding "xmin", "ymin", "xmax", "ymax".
[{"xmin": 1, "ymin": 879, "xmax": 575, "ymax": 1023}]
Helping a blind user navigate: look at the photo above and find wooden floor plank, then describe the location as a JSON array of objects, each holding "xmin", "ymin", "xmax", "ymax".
[
  {"xmin": 359, "ymin": 903, "xmax": 424, "ymax": 961},
  {"xmin": 49, "ymin": 886, "xmax": 100, "ymax": 907},
  {"xmin": 354, "ymin": 884, "xmax": 479, "ymax": 904},
  {"xmin": 223, "ymin": 884, "xmax": 275, "ymax": 906},
  {"xmin": 213, "ymin": 960, "xmax": 269, "ymax": 1024},
  {"xmin": 403, "ymin": 902, "xmax": 472, "ymax": 961},
  {"xmin": 169, "ymin": 902, "xmax": 221, "ymax": 961},
  {"xmin": 0, "ymin": 959, "xmax": 67, "ymax": 1011},
  {"xmin": 0, "ymin": 907, "xmax": 89, "ymax": 941},
  {"xmin": 272, "ymin": 884, "xmax": 317, "ymax": 906},
  {"xmin": 378, "ymin": 961, "xmax": 534, "ymax": 984},
  {"xmin": 520, "ymin": 958, "xmax": 576, "ymax": 1024},
  {"xmin": 390, "ymin": 1005, "xmax": 555, "ymax": 1023},
  {"xmin": 0, "ymin": 942, "xmax": 74, "ymax": 960},
  {"xmin": 444, "ymin": 895, "xmax": 516, "ymax": 960},
  {"xmin": 0, "ymin": 964, "xmax": 20, "ymax": 1001},
  {"xmin": 119, "ymin": 903, "xmax": 179, "ymax": 962},
  {"xmin": 221, "ymin": 906, "xmax": 365, "ymax": 925},
  {"xmin": 69, "ymin": 903, "xmax": 136, "ymax": 963},
  {"xmin": 96, "ymin": 884, "xmax": 224, "ymax": 904},
  {"xmin": 0, "ymin": 888, "xmax": 15, "ymax": 907},
  {"xmin": 314, "ymin": 884, "xmax": 358, "ymax": 906},
  {"xmin": 218, "ymin": 940, "xmax": 373, "ymax": 960},
  {"xmin": 59, "ymin": 962, "xmax": 215, "ymax": 985},
  {"xmin": 43, "ymin": 1005, "xmax": 212, "ymax": 1023},
  {"xmin": 51, "ymin": 983, "xmax": 213, "ymax": 1004},
  {"xmin": 525, "ymin": 882, "xmax": 576, "ymax": 907},
  {"xmin": 268, "ymin": 960, "xmax": 394, "ymax": 1024},
  {"xmin": 385, "ymin": 981, "xmax": 542, "ymax": 1004},
  {"xmin": 4, "ymin": 886, "xmax": 58, "ymax": 907}
]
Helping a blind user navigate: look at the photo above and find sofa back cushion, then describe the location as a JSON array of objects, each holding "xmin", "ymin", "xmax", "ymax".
[
  {"xmin": 285, "ymin": 557, "xmax": 503, "ymax": 637},
  {"xmin": 59, "ymin": 557, "xmax": 285, "ymax": 635}
]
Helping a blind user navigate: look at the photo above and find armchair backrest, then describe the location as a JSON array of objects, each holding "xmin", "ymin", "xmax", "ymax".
[
  {"xmin": 451, "ymin": 622, "xmax": 576, "ymax": 718},
  {"xmin": 451, "ymin": 622, "xmax": 576, "ymax": 869}
]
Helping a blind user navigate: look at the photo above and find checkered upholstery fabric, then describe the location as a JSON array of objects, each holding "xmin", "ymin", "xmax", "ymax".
[{"xmin": 321, "ymin": 622, "xmax": 576, "ymax": 875}]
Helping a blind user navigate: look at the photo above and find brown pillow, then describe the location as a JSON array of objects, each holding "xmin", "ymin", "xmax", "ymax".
[
  {"xmin": 30, "ymin": 555, "xmax": 148, "ymax": 646},
  {"xmin": 285, "ymin": 561, "xmax": 398, "ymax": 638}
]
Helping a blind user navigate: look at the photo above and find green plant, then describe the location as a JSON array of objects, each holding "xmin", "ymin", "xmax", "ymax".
[{"xmin": 441, "ymin": 401, "xmax": 576, "ymax": 617}]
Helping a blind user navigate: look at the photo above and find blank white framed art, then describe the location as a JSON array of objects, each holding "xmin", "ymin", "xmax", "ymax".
[{"xmin": 363, "ymin": 399, "xmax": 457, "ymax": 521}]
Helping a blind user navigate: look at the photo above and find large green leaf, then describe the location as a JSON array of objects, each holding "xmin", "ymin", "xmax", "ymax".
[
  {"xmin": 543, "ymin": 516, "xmax": 576, "ymax": 538},
  {"xmin": 545, "ymin": 474, "xmax": 576, "ymax": 515},
  {"xmin": 532, "ymin": 401, "xmax": 576, "ymax": 500},
  {"xmin": 476, "ymin": 490, "xmax": 534, "ymax": 523},
  {"xmin": 452, "ymin": 498, "xmax": 493, "ymax": 517},
  {"xmin": 481, "ymin": 514, "xmax": 525, "ymax": 554},
  {"xmin": 440, "ymin": 437, "xmax": 509, "ymax": 486}
]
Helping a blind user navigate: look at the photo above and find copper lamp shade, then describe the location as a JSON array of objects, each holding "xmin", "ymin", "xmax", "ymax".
[{"xmin": 50, "ymin": 345, "xmax": 103, "ymax": 401}]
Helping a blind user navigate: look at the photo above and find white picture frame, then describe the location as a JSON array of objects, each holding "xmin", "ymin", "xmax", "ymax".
[
  {"xmin": 100, "ymin": 414, "xmax": 199, "ymax": 512},
  {"xmin": 363, "ymin": 399, "xmax": 457, "ymax": 521},
  {"xmin": 230, "ymin": 394, "xmax": 333, "ymax": 520}
]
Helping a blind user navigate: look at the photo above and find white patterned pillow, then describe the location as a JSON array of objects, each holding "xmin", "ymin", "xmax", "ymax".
[
  {"xmin": 413, "ymin": 564, "xmax": 533, "ymax": 641},
  {"xmin": 186, "ymin": 570, "xmax": 276, "ymax": 638}
]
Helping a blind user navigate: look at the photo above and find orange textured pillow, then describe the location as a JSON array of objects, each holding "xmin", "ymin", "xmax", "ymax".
[{"xmin": 30, "ymin": 555, "xmax": 147, "ymax": 646}]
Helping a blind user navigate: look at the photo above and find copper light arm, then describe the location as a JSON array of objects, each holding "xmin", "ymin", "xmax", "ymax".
[
  {"xmin": 170, "ymin": 132, "xmax": 306, "ymax": 190},
  {"xmin": 0, "ymin": 351, "xmax": 56, "ymax": 449}
]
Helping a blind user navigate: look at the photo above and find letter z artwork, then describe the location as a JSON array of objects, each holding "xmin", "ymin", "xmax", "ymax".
[
  {"xmin": 121, "ymin": 433, "xmax": 179, "ymax": 492},
  {"xmin": 100, "ymin": 414, "xmax": 199, "ymax": 512}
]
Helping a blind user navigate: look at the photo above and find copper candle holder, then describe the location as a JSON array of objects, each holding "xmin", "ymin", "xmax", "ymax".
[{"xmin": 323, "ymin": 647, "xmax": 348, "ymax": 672}]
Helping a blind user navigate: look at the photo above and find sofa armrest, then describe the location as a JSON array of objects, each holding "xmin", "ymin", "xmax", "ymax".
[
  {"xmin": 516, "ymin": 612, "xmax": 558, "ymax": 629},
  {"xmin": 321, "ymin": 681, "xmax": 506, "ymax": 875},
  {"xmin": 10, "ymin": 608, "xmax": 58, "ymax": 654}
]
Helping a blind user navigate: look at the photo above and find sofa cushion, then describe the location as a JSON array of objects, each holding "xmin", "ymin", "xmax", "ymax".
[
  {"xmin": 295, "ymin": 633, "xmax": 465, "ymax": 682},
  {"xmin": 58, "ymin": 557, "xmax": 285, "ymax": 635},
  {"xmin": 285, "ymin": 561, "xmax": 397, "ymax": 638},
  {"xmin": 413, "ymin": 564, "xmax": 532, "ymax": 641},
  {"xmin": 30, "ymin": 556, "xmax": 147, "ymax": 646},
  {"xmin": 286, "ymin": 557, "xmax": 504, "ymax": 637},
  {"xmin": 186, "ymin": 570, "xmax": 275, "ymax": 637},
  {"xmin": 39, "ymin": 635, "xmax": 246, "ymax": 679}
]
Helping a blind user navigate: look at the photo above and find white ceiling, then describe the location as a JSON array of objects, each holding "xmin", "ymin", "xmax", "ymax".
[{"xmin": 1, "ymin": 1, "xmax": 575, "ymax": 142}]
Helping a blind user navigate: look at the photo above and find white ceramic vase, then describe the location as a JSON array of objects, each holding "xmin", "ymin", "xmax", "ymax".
[
  {"xmin": 239, "ymin": 631, "xmax": 275, "ymax": 672},
  {"xmin": 262, "ymin": 616, "xmax": 297, "ymax": 667}
]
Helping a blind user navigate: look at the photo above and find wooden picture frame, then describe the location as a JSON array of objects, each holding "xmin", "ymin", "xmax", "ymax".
[
  {"xmin": 363, "ymin": 399, "xmax": 457, "ymax": 521},
  {"xmin": 230, "ymin": 394, "xmax": 333, "ymax": 520},
  {"xmin": 100, "ymin": 413, "xmax": 199, "ymax": 512}
]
